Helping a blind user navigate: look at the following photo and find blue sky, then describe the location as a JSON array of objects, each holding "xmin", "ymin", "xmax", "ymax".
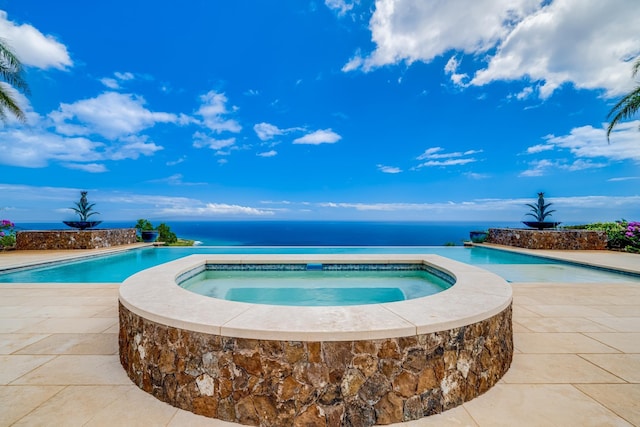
[{"xmin": 0, "ymin": 0, "xmax": 639, "ymax": 223}]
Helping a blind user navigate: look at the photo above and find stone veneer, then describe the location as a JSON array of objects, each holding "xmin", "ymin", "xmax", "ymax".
[
  {"xmin": 487, "ymin": 228, "xmax": 607, "ymax": 250},
  {"xmin": 16, "ymin": 228, "xmax": 137, "ymax": 250},
  {"xmin": 119, "ymin": 303, "xmax": 513, "ymax": 426}
]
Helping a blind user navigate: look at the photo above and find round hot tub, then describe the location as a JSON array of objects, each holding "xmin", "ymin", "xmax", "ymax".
[{"xmin": 119, "ymin": 254, "xmax": 513, "ymax": 426}]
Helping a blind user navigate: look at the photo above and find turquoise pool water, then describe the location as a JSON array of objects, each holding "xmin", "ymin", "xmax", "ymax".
[
  {"xmin": 1, "ymin": 246, "xmax": 639, "ymax": 283},
  {"xmin": 180, "ymin": 266, "xmax": 452, "ymax": 306}
]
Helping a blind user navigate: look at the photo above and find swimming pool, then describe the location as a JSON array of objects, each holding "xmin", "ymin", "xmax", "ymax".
[{"xmin": 1, "ymin": 246, "xmax": 639, "ymax": 283}]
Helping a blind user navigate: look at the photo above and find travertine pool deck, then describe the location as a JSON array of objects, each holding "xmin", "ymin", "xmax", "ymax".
[{"xmin": 1, "ymin": 246, "xmax": 639, "ymax": 426}]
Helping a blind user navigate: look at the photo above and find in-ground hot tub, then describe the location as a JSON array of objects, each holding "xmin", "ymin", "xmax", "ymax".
[
  {"xmin": 178, "ymin": 262, "xmax": 453, "ymax": 306},
  {"xmin": 119, "ymin": 254, "xmax": 513, "ymax": 426}
]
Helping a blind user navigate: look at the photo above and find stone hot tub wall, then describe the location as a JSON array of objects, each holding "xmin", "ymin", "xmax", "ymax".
[
  {"xmin": 487, "ymin": 228, "xmax": 608, "ymax": 250},
  {"xmin": 16, "ymin": 228, "xmax": 138, "ymax": 250},
  {"xmin": 119, "ymin": 303, "xmax": 513, "ymax": 426}
]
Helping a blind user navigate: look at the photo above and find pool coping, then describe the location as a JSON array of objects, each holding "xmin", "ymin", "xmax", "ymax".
[{"xmin": 118, "ymin": 254, "xmax": 512, "ymax": 341}]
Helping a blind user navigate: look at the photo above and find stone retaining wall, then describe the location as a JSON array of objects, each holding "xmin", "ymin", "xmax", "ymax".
[
  {"xmin": 16, "ymin": 228, "xmax": 137, "ymax": 250},
  {"xmin": 487, "ymin": 228, "xmax": 607, "ymax": 250},
  {"xmin": 119, "ymin": 303, "xmax": 513, "ymax": 426}
]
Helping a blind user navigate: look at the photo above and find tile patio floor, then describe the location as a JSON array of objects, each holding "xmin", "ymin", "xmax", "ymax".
[{"xmin": 0, "ymin": 247, "xmax": 638, "ymax": 426}]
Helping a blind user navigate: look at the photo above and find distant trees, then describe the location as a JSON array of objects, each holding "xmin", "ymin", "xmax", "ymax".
[
  {"xmin": 0, "ymin": 39, "xmax": 29, "ymax": 122},
  {"xmin": 607, "ymin": 57, "xmax": 640, "ymax": 141}
]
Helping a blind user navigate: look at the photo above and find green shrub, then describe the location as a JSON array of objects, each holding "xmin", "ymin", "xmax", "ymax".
[
  {"xmin": 577, "ymin": 220, "xmax": 639, "ymax": 252},
  {"xmin": 0, "ymin": 219, "xmax": 16, "ymax": 248},
  {"xmin": 134, "ymin": 219, "xmax": 154, "ymax": 231},
  {"xmin": 134, "ymin": 219, "xmax": 180, "ymax": 245},
  {"xmin": 156, "ymin": 223, "xmax": 177, "ymax": 244}
]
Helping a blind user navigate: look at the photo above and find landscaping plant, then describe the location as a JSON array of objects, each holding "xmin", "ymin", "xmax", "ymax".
[
  {"xmin": 623, "ymin": 221, "xmax": 640, "ymax": 253},
  {"xmin": 575, "ymin": 220, "xmax": 640, "ymax": 253},
  {"xmin": 71, "ymin": 191, "xmax": 99, "ymax": 221},
  {"xmin": 134, "ymin": 219, "xmax": 179, "ymax": 245},
  {"xmin": 0, "ymin": 219, "xmax": 16, "ymax": 248},
  {"xmin": 525, "ymin": 192, "xmax": 556, "ymax": 222}
]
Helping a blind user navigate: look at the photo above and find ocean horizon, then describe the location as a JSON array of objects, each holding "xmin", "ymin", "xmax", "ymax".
[{"xmin": 15, "ymin": 220, "xmax": 525, "ymax": 246}]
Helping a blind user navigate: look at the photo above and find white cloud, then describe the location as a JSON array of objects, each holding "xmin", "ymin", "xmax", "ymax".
[
  {"xmin": 0, "ymin": 127, "xmax": 103, "ymax": 168},
  {"xmin": 526, "ymin": 144, "xmax": 554, "ymax": 154},
  {"xmin": 114, "ymin": 72, "xmax": 134, "ymax": 81},
  {"xmin": 100, "ymin": 72, "xmax": 136, "ymax": 89},
  {"xmin": 444, "ymin": 56, "xmax": 468, "ymax": 86},
  {"xmin": 465, "ymin": 172, "xmax": 489, "ymax": 180},
  {"xmin": 418, "ymin": 158, "xmax": 476, "ymax": 167},
  {"xmin": 110, "ymin": 135, "xmax": 163, "ymax": 160},
  {"xmin": 0, "ymin": 10, "xmax": 72, "ymax": 70},
  {"xmin": 355, "ymin": 0, "xmax": 539, "ymax": 71},
  {"xmin": 342, "ymin": 51, "xmax": 364, "ymax": 72},
  {"xmin": 0, "ymin": 102, "xmax": 162, "ymax": 170},
  {"xmin": 471, "ymin": 0, "xmax": 640, "ymax": 98},
  {"xmin": 348, "ymin": 0, "xmax": 640, "ymax": 99},
  {"xmin": 166, "ymin": 156, "xmax": 186, "ymax": 166},
  {"xmin": 254, "ymin": 122, "xmax": 285, "ymax": 141},
  {"xmin": 63, "ymin": 163, "xmax": 108, "ymax": 173},
  {"xmin": 192, "ymin": 132, "xmax": 236, "ymax": 150},
  {"xmin": 146, "ymin": 173, "xmax": 205, "ymax": 186},
  {"xmin": 325, "ymin": 0, "xmax": 355, "ymax": 16},
  {"xmin": 524, "ymin": 121, "xmax": 640, "ymax": 168},
  {"xmin": 564, "ymin": 159, "xmax": 608, "ymax": 171},
  {"xmin": 316, "ymin": 195, "xmax": 640, "ymax": 219},
  {"xmin": 418, "ymin": 147, "xmax": 482, "ymax": 160},
  {"xmin": 417, "ymin": 147, "xmax": 444, "ymax": 159},
  {"xmin": 206, "ymin": 203, "xmax": 274, "ymax": 215},
  {"xmin": 257, "ymin": 150, "xmax": 278, "ymax": 157},
  {"xmin": 195, "ymin": 91, "xmax": 242, "ymax": 134},
  {"xmin": 293, "ymin": 129, "xmax": 342, "ymax": 145},
  {"xmin": 513, "ymin": 86, "xmax": 534, "ymax": 100},
  {"xmin": 416, "ymin": 147, "xmax": 481, "ymax": 168},
  {"xmin": 520, "ymin": 159, "xmax": 555, "ymax": 177},
  {"xmin": 161, "ymin": 202, "xmax": 275, "ymax": 217},
  {"xmin": 100, "ymin": 78, "xmax": 120, "ymax": 89},
  {"xmin": 49, "ymin": 92, "xmax": 179, "ymax": 139},
  {"xmin": 608, "ymin": 176, "xmax": 640, "ymax": 182},
  {"xmin": 377, "ymin": 164, "xmax": 402, "ymax": 174},
  {"xmin": 254, "ymin": 122, "xmax": 304, "ymax": 141}
]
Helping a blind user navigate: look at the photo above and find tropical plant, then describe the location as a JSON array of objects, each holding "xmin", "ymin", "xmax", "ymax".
[
  {"xmin": 624, "ymin": 221, "xmax": 640, "ymax": 253},
  {"xmin": 156, "ymin": 223, "xmax": 177, "ymax": 244},
  {"xmin": 607, "ymin": 57, "xmax": 640, "ymax": 142},
  {"xmin": 134, "ymin": 219, "xmax": 179, "ymax": 245},
  {"xmin": 0, "ymin": 39, "xmax": 30, "ymax": 122},
  {"xmin": 570, "ymin": 220, "xmax": 640, "ymax": 253},
  {"xmin": 70, "ymin": 191, "xmax": 100, "ymax": 221},
  {"xmin": 525, "ymin": 192, "xmax": 555, "ymax": 222},
  {"xmin": 134, "ymin": 218, "xmax": 155, "ymax": 231},
  {"xmin": 0, "ymin": 219, "xmax": 16, "ymax": 247}
]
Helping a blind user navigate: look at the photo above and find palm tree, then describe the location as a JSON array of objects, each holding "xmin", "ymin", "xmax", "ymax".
[
  {"xmin": 0, "ymin": 38, "xmax": 30, "ymax": 122},
  {"xmin": 607, "ymin": 57, "xmax": 640, "ymax": 142}
]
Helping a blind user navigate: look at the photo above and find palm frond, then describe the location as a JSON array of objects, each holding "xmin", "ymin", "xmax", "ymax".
[
  {"xmin": 0, "ymin": 40, "xmax": 29, "ymax": 94},
  {"xmin": 606, "ymin": 86, "xmax": 640, "ymax": 142},
  {"xmin": 633, "ymin": 57, "xmax": 640, "ymax": 78},
  {"xmin": 606, "ymin": 56, "xmax": 640, "ymax": 142},
  {"xmin": 0, "ymin": 86, "xmax": 26, "ymax": 122}
]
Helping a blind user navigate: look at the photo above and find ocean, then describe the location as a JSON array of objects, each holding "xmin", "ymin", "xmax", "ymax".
[{"xmin": 15, "ymin": 221, "xmax": 522, "ymax": 246}]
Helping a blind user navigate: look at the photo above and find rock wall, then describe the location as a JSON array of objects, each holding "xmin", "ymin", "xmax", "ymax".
[
  {"xmin": 487, "ymin": 228, "xmax": 607, "ymax": 250},
  {"xmin": 119, "ymin": 303, "xmax": 513, "ymax": 426},
  {"xmin": 16, "ymin": 228, "xmax": 137, "ymax": 250}
]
